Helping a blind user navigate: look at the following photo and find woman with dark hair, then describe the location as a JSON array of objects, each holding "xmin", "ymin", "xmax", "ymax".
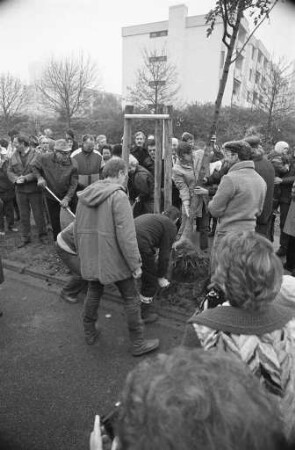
[
  {"xmin": 65, "ymin": 129, "xmax": 78, "ymax": 152},
  {"xmin": 183, "ymin": 231, "xmax": 295, "ymax": 441}
]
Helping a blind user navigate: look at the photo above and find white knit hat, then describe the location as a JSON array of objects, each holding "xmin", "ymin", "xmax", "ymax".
[
  {"xmin": 276, "ymin": 275, "xmax": 295, "ymax": 308},
  {"xmin": 274, "ymin": 141, "xmax": 289, "ymax": 154}
]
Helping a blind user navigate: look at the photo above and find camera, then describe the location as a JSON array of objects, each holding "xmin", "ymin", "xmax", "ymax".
[{"xmin": 100, "ymin": 402, "xmax": 121, "ymax": 440}]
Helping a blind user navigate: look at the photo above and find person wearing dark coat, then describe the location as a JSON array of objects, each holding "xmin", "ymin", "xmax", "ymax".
[
  {"xmin": 32, "ymin": 139, "xmax": 78, "ymax": 240},
  {"xmin": 244, "ymin": 136, "xmax": 275, "ymax": 240},
  {"xmin": 283, "ymin": 181, "xmax": 295, "ymax": 276},
  {"xmin": 128, "ymin": 156, "xmax": 154, "ymax": 217},
  {"xmin": 0, "ymin": 150, "xmax": 17, "ymax": 235},
  {"xmin": 7, "ymin": 135, "xmax": 47, "ymax": 247},
  {"xmin": 268, "ymin": 141, "xmax": 295, "ymax": 256},
  {"xmin": 130, "ymin": 131, "xmax": 151, "ymax": 168},
  {"xmin": 135, "ymin": 208, "xmax": 180, "ymax": 323}
]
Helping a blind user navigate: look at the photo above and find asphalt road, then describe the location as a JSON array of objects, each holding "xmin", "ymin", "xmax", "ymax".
[{"xmin": 0, "ymin": 270, "xmax": 185, "ymax": 450}]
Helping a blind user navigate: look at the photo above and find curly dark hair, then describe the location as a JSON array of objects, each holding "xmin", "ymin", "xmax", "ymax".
[{"xmin": 116, "ymin": 347, "xmax": 286, "ymax": 450}]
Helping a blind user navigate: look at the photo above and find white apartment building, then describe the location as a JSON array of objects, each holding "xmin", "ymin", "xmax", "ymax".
[{"xmin": 122, "ymin": 3, "xmax": 273, "ymax": 109}]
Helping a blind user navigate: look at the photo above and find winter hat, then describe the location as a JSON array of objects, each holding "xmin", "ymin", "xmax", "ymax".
[
  {"xmin": 274, "ymin": 141, "xmax": 289, "ymax": 154},
  {"xmin": 275, "ymin": 275, "xmax": 295, "ymax": 309},
  {"xmin": 54, "ymin": 139, "xmax": 72, "ymax": 152},
  {"xmin": 223, "ymin": 140, "xmax": 252, "ymax": 160},
  {"xmin": 244, "ymin": 136, "xmax": 261, "ymax": 148}
]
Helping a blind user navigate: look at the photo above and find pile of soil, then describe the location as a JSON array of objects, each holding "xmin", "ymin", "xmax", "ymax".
[{"xmin": 0, "ymin": 225, "xmax": 68, "ymax": 276}]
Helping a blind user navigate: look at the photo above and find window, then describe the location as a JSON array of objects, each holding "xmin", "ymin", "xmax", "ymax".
[
  {"xmin": 233, "ymin": 78, "xmax": 241, "ymax": 97},
  {"xmin": 149, "ymin": 80, "xmax": 166, "ymax": 87},
  {"xmin": 257, "ymin": 50, "xmax": 262, "ymax": 63},
  {"xmin": 261, "ymin": 76, "xmax": 266, "ymax": 88},
  {"xmin": 238, "ymin": 28, "xmax": 246, "ymax": 44},
  {"xmin": 249, "ymin": 69, "xmax": 253, "ymax": 82},
  {"xmin": 253, "ymin": 91, "xmax": 258, "ymax": 103},
  {"xmin": 149, "ymin": 55, "xmax": 167, "ymax": 63},
  {"xmin": 255, "ymin": 71, "xmax": 261, "ymax": 84},
  {"xmin": 150, "ymin": 30, "xmax": 168, "ymax": 38},
  {"xmin": 220, "ymin": 50, "xmax": 225, "ymax": 69},
  {"xmin": 259, "ymin": 94, "xmax": 264, "ymax": 104},
  {"xmin": 247, "ymin": 91, "xmax": 252, "ymax": 103},
  {"xmin": 264, "ymin": 59, "xmax": 268, "ymax": 71},
  {"xmin": 252, "ymin": 46, "xmax": 256, "ymax": 60},
  {"xmin": 236, "ymin": 54, "xmax": 244, "ymax": 71}
]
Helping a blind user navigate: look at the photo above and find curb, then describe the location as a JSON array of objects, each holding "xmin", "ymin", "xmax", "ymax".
[{"xmin": 2, "ymin": 258, "xmax": 190, "ymax": 325}]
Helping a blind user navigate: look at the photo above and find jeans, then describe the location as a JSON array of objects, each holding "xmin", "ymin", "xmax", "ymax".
[
  {"xmin": 0, "ymin": 194, "xmax": 14, "ymax": 231},
  {"xmin": 16, "ymin": 190, "xmax": 47, "ymax": 240},
  {"xmin": 56, "ymin": 245, "xmax": 88, "ymax": 298},
  {"xmin": 83, "ymin": 277, "xmax": 144, "ymax": 342}
]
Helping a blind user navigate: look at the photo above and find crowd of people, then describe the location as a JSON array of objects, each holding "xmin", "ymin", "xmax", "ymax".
[{"xmin": 1, "ymin": 125, "xmax": 295, "ymax": 448}]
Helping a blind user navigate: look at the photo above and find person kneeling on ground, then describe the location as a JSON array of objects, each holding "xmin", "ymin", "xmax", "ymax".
[
  {"xmin": 74, "ymin": 158, "xmax": 159, "ymax": 357},
  {"xmin": 56, "ymin": 221, "xmax": 88, "ymax": 304},
  {"xmin": 90, "ymin": 347, "xmax": 289, "ymax": 450},
  {"xmin": 134, "ymin": 207, "xmax": 180, "ymax": 323}
]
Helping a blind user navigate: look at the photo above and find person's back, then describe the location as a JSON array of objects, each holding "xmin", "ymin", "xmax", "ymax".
[
  {"xmin": 75, "ymin": 178, "xmax": 139, "ymax": 284},
  {"xmin": 75, "ymin": 158, "xmax": 159, "ymax": 356},
  {"xmin": 209, "ymin": 141, "xmax": 266, "ymax": 234},
  {"xmin": 135, "ymin": 213, "xmax": 177, "ymax": 252}
]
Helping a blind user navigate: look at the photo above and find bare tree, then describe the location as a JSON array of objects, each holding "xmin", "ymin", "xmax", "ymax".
[
  {"xmin": 206, "ymin": 0, "xmax": 278, "ymax": 140},
  {"xmin": 0, "ymin": 73, "xmax": 27, "ymax": 131},
  {"xmin": 36, "ymin": 54, "xmax": 99, "ymax": 127},
  {"xmin": 127, "ymin": 47, "xmax": 179, "ymax": 112},
  {"xmin": 261, "ymin": 59, "xmax": 295, "ymax": 140}
]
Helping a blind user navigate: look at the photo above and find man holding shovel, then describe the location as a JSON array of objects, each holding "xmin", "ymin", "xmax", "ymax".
[{"xmin": 32, "ymin": 139, "xmax": 78, "ymax": 240}]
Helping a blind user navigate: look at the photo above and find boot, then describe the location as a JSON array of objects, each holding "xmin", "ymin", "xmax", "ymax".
[
  {"xmin": 124, "ymin": 297, "xmax": 160, "ymax": 356},
  {"xmin": 132, "ymin": 338, "xmax": 160, "ymax": 357},
  {"xmin": 83, "ymin": 321, "xmax": 100, "ymax": 345},
  {"xmin": 141, "ymin": 302, "xmax": 159, "ymax": 324}
]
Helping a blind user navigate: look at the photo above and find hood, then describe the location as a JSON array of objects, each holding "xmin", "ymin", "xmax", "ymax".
[{"xmin": 77, "ymin": 179, "xmax": 124, "ymax": 207}]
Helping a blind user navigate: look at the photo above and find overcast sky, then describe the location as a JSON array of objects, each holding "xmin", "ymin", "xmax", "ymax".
[{"xmin": 0, "ymin": 0, "xmax": 294, "ymax": 94}]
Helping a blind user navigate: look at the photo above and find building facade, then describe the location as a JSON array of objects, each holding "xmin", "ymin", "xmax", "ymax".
[{"xmin": 122, "ymin": 4, "xmax": 273, "ymax": 109}]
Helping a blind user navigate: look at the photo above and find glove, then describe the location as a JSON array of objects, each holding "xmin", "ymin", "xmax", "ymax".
[
  {"xmin": 132, "ymin": 267, "xmax": 142, "ymax": 279},
  {"xmin": 60, "ymin": 198, "xmax": 69, "ymax": 208},
  {"xmin": 158, "ymin": 277, "xmax": 170, "ymax": 288},
  {"xmin": 37, "ymin": 177, "xmax": 47, "ymax": 188}
]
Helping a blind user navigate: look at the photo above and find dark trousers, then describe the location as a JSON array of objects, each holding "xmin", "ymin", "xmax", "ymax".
[
  {"xmin": 16, "ymin": 190, "xmax": 47, "ymax": 240},
  {"xmin": 141, "ymin": 251, "xmax": 158, "ymax": 298},
  {"xmin": 56, "ymin": 245, "xmax": 88, "ymax": 298},
  {"xmin": 286, "ymin": 236, "xmax": 295, "ymax": 270},
  {"xmin": 46, "ymin": 197, "xmax": 61, "ymax": 241},
  {"xmin": 256, "ymin": 215, "xmax": 272, "ymax": 241},
  {"xmin": 83, "ymin": 278, "xmax": 144, "ymax": 342},
  {"xmin": 196, "ymin": 208, "xmax": 210, "ymax": 250},
  {"xmin": 46, "ymin": 197, "xmax": 75, "ymax": 240},
  {"xmin": 0, "ymin": 194, "xmax": 14, "ymax": 231},
  {"xmin": 279, "ymin": 202, "xmax": 290, "ymax": 250}
]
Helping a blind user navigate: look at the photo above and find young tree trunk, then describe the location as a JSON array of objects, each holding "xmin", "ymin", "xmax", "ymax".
[{"xmin": 209, "ymin": 7, "xmax": 244, "ymax": 139}]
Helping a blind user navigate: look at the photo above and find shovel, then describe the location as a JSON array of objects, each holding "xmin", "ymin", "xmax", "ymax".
[{"xmin": 44, "ymin": 186, "xmax": 76, "ymax": 218}]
